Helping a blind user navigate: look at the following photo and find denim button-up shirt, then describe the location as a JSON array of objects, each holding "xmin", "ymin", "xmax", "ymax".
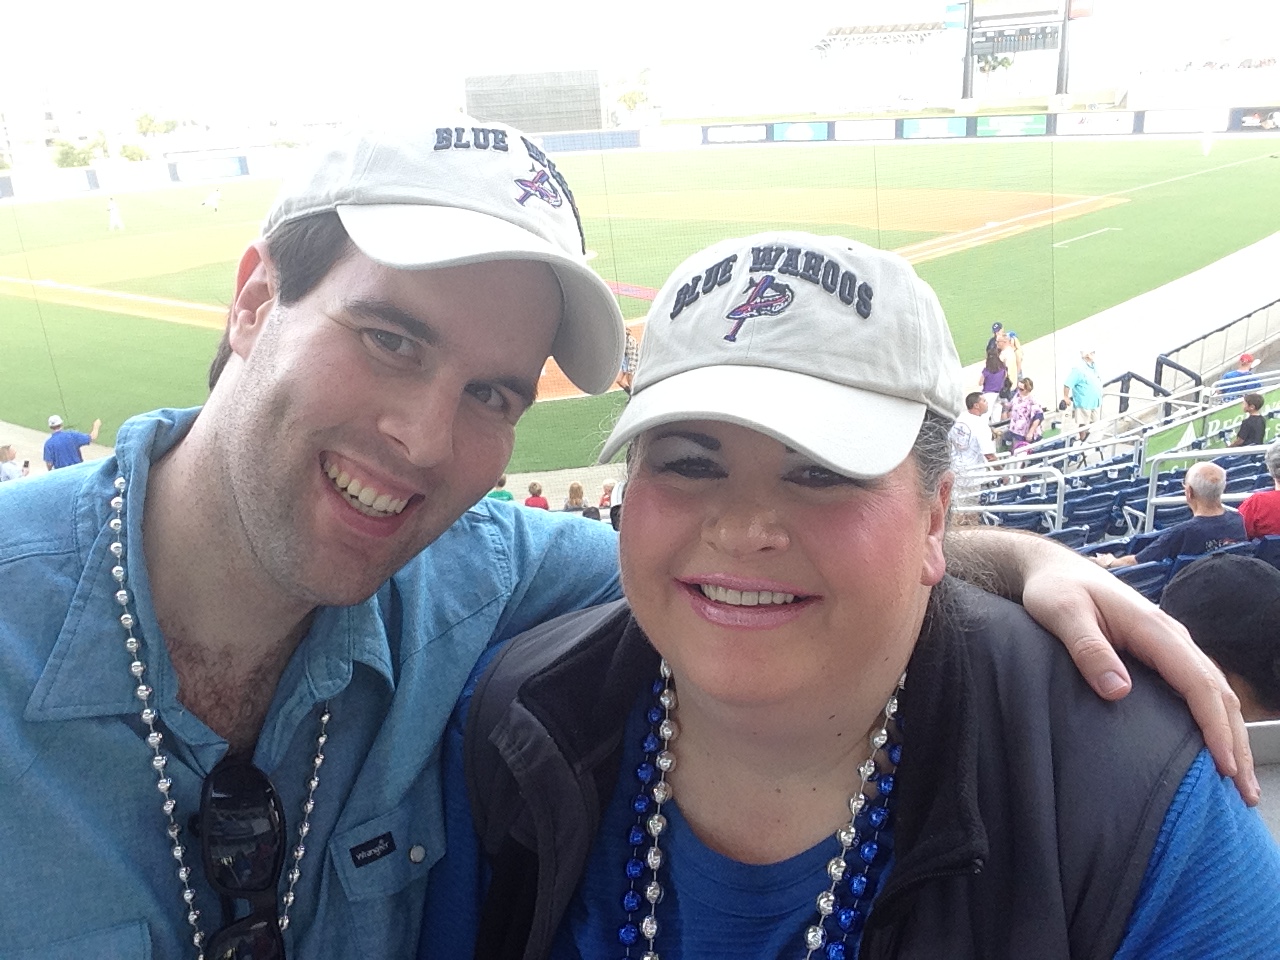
[{"xmin": 0, "ymin": 408, "xmax": 621, "ymax": 959}]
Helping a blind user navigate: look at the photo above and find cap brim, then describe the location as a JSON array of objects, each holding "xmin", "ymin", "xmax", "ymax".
[
  {"xmin": 598, "ymin": 365, "xmax": 926, "ymax": 480},
  {"xmin": 337, "ymin": 204, "xmax": 624, "ymax": 395}
]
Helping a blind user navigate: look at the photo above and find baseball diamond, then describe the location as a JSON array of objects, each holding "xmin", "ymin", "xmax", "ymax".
[{"xmin": 1, "ymin": 135, "xmax": 1277, "ymax": 471}]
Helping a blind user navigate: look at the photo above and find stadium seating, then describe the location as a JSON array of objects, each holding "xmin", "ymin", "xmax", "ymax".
[
  {"xmin": 1152, "ymin": 503, "xmax": 1194, "ymax": 529},
  {"xmin": 1225, "ymin": 475, "xmax": 1262, "ymax": 494},
  {"xmin": 1112, "ymin": 561, "xmax": 1171, "ymax": 602},
  {"xmin": 1045, "ymin": 526, "xmax": 1089, "ymax": 549},
  {"xmin": 1254, "ymin": 536, "xmax": 1280, "ymax": 570}
]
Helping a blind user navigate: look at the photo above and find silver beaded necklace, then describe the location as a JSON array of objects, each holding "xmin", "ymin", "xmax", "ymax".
[
  {"xmin": 622, "ymin": 659, "xmax": 904, "ymax": 960},
  {"xmin": 108, "ymin": 476, "xmax": 331, "ymax": 959}
]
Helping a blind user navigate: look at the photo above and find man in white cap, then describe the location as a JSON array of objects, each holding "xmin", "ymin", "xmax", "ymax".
[
  {"xmin": 0, "ymin": 117, "xmax": 629, "ymax": 960},
  {"xmin": 43, "ymin": 412, "xmax": 101, "ymax": 470},
  {"xmin": 0, "ymin": 120, "xmax": 1254, "ymax": 959}
]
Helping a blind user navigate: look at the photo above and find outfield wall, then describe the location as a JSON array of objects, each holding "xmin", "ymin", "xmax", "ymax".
[{"xmin": 2, "ymin": 104, "xmax": 1276, "ymax": 203}]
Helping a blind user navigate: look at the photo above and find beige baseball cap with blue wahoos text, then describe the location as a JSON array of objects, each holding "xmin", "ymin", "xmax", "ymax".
[
  {"xmin": 263, "ymin": 116, "xmax": 625, "ymax": 395},
  {"xmin": 599, "ymin": 232, "xmax": 965, "ymax": 479}
]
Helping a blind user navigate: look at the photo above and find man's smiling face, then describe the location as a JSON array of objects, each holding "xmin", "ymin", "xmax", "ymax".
[{"xmin": 217, "ymin": 248, "xmax": 562, "ymax": 607}]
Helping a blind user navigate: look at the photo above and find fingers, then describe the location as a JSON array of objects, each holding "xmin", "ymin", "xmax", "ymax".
[
  {"xmin": 1117, "ymin": 610, "xmax": 1258, "ymax": 804},
  {"xmin": 1062, "ymin": 632, "xmax": 1133, "ymax": 700}
]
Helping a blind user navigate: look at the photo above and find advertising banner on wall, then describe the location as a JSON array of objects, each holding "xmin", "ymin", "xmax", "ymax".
[
  {"xmin": 1056, "ymin": 111, "xmax": 1135, "ymax": 135},
  {"xmin": 772, "ymin": 122, "xmax": 830, "ymax": 142},
  {"xmin": 1141, "ymin": 385, "xmax": 1280, "ymax": 473},
  {"xmin": 1232, "ymin": 107, "xmax": 1280, "ymax": 132},
  {"xmin": 704, "ymin": 124, "xmax": 769, "ymax": 144},
  {"xmin": 1142, "ymin": 109, "xmax": 1230, "ymax": 134},
  {"xmin": 902, "ymin": 117, "xmax": 968, "ymax": 139},
  {"xmin": 832, "ymin": 119, "xmax": 897, "ymax": 141},
  {"xmin": 977, "ymin": 114, "xmax": 1049, "ymax": 137}
]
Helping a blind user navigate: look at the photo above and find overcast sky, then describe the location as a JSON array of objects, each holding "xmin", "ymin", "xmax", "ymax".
[{"xmin": 4, "ymin": 0, "xmax": 1276, "ymax": 124}]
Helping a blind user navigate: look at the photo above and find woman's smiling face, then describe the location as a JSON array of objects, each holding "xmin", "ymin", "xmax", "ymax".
[{"xmin": 619, "ymin": 420, "xmax": 949, "ymax": 711}]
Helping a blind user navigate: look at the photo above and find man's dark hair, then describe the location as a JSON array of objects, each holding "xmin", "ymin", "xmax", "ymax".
[
  {"xmin": 1162, "ymin": 555, "xmax": 1280, "ymax": 712},
  {"xmin": 1244, "ymin": 393, "xmax": 1265, "ymax": 411},
  {"xmin": 965, "ymin": 391, "xmax": 983, "ymax": 411},
  {"xmin": 207, "ymin": 212, "xmax": 354, "ymax": 389}
]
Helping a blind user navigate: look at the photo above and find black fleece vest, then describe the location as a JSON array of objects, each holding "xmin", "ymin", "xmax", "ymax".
[{"xmin": 465, "ymin": 582, "xmax": 1200, "ymax": 960}]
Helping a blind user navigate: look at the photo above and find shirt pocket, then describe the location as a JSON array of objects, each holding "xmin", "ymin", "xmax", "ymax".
[
  {"xmin": 0, "ymin": 920, "xmax": 150, "ymax": 960},
  {"xmin": 331, "ymin": 797, "xmax": 443, "ymax": 901},
  {"xmin": 328, "ymin": 773, "xmax": 444, "ymax": 958}
]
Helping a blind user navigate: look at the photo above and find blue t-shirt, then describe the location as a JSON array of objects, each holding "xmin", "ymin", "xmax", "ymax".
[
  {"xmin": 1135, "ymin": 512, "xmax": 1247, "ymax": 564},
  {"xmin": 1065, "ymin": 362, "xmax": 1103, "ymax": 410},
  {"xmin": 421, "ymin": 691, "xmax": 1280, "ymax": 960},
  {"xmin": 42, "ymin": 429, "xmax": 92, "ymax": 468},
  {"xmin": 1219, "ymin": 369, "xmax": 1262, "ymax": 400}
]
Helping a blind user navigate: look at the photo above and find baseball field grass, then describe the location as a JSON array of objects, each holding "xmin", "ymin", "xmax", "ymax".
[{"xmin": 1, "ymin": 135, "xmax": 1277, "ymax": 471}]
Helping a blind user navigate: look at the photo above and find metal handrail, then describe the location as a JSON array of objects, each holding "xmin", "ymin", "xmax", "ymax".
[{"xmin": 952, "ymin": 465, "xmax": 1067, "ymax": 530}]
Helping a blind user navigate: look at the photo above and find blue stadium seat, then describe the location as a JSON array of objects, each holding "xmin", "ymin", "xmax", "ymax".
[
  {"xmin": 1225, "ymin": 475, "xmax": 1261, "ymax": 494},
  {"xmin": 1213, "ymin": 540, "xmax": 1258, "ymax": 560},
  {"xmin": 1112, "ymin": 561, "xmax": 1171, "ymax": 603},
  {"xmin": 1152, "ymin": 503, "xmax": 1193, "ymax": 529},
  {"xmin": 1256, "ymin": 535, "xmax": 1280, "ymax": 570},
  {"xmin": 1217, "ymin": 454, "xmax": 1263, "ymax": 472},
  {"xmin": 993, "ymin": 509, "xmax": 1051, "ymax": 534},
  {"xmin": 1225, "ymin": 463, "xmax": 1262, "ymax": 482},
  {"xmin": 1255, "ymin": 473, "xmax": 1275, "ymax": 491},
  {"xmin": 1045, "ymin": 526, "xmax": 1089, "ymax": 549}
]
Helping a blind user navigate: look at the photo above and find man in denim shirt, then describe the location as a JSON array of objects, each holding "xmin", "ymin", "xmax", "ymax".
[{"xmin": 0, "ymin": 116, "xmax": 629, "ymax": 960}]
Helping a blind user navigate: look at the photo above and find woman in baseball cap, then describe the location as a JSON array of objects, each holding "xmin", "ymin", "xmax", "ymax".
[{"xmin": 423, "ymin": 234, "xmax": 1278, "ymax": 960}]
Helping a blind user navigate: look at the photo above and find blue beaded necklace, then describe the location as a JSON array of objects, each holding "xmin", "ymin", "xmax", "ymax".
[{"xmin": 617, "ymin": 661, "xmax": 904, "ymax": 960}]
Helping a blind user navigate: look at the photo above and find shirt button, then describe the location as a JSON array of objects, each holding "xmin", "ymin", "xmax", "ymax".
[{"xmin": 408, "ymin": 844, "xmax": 427, "ymax": 864}]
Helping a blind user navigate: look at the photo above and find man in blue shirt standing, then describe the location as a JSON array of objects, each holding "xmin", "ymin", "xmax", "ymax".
[
  {"xmin": 43, "ymin": 412, "xmax": 101, "ymax": 469},
  {"xmin": 1061, "ymin": 347, "xmax": 1104, "ymax": 443}
]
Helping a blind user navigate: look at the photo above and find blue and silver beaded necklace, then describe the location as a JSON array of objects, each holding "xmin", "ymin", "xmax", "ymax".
[{"xmin": 617, "ymin": 660, "xmax": 904, "ymax": 960}]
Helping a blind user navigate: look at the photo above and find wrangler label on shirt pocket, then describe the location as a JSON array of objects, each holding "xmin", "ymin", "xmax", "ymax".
[{"xmin": 350, "ymin": 831, "xmax": 397, "ymax": 868}]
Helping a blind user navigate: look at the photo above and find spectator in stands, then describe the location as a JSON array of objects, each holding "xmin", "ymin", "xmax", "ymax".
[
  {"xmin": 563, "ymin": 481, "xmax": 586, "ymax": 512},
  {"xmin": 950, "ymin": 393, "xmax": 997, "ymax": 472},
  {"xmin": 524, "ymin": 481, "xmax": 550, "ymax": 510},
  {"xmin": 1002, "ymin": 377, "xmax": 1043, "ymax": 451},
  {"xmin": 580, "ymin": 505, "xmax": 601, "ymax": 521},
  {"xmin": 1096, "ymin": 462, "xmax": 1246, "ymax": 568},
  {"xmin": 616, "ymin": 329, "xmax": 640, "ymax": 395},
  {"xmin": 978, "ymin": 346, "xmax": 1009, "ymax": 425},
  {"xmin": 1241, "ymin": 439, "xmax": 1280, "ymax": 538},
  {"xmin": 485, "ymin": 475, "xmax": 515, "ymax": 501},
  {"xmin": 609, "ymin": 479, "xmax": 625, "ymax": 531},
  {"xmin": 0, "ymin": 444, "xmax": 29, "ymax": 482},
  {"xmin": 43, "ymin": 414, "xmax": 101, "ymax": 470},
  {"xmin": 997, "ymin": 330, "xmax": 1022, "ymax": 384},
  {"xmin": 1062, "ymin": 347, "xmax": 1103, "ymax": 443},
  {"xmin": 1229, "ymin": 393, "xmax": 1266, "ymax": 448},
  {"xmin": 1218, "ymin": 353, "xmax": 1263, "ymax": 400},
  {"xmin": 598, "ymin": 478, "xmax": 616, "ymax": 509},
  {"xmin": 985, "ymin": 321, "xmax": 1003, "ymax": 353},
  {"xmin": 1162, "ymin": 554, "xmax": 1280, "ymax": 722}
]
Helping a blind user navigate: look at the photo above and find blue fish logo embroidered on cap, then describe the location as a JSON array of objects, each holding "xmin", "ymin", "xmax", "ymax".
[
  {"xmin": 514, "ymin": 166, "xmax": 563, "ymax": 207},
  {"xmin": 724, "ymin": 275, "xmax": 793, "ymax": 342}
]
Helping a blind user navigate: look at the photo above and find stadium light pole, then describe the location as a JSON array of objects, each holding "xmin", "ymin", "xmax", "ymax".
[
  {"xmin": 962, "ymin": 0, "xmax": 975, "ymax": 99},
  {"xmin": 1055, "ymin": 0, "xmax": 1071, "ymax": 95}
]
